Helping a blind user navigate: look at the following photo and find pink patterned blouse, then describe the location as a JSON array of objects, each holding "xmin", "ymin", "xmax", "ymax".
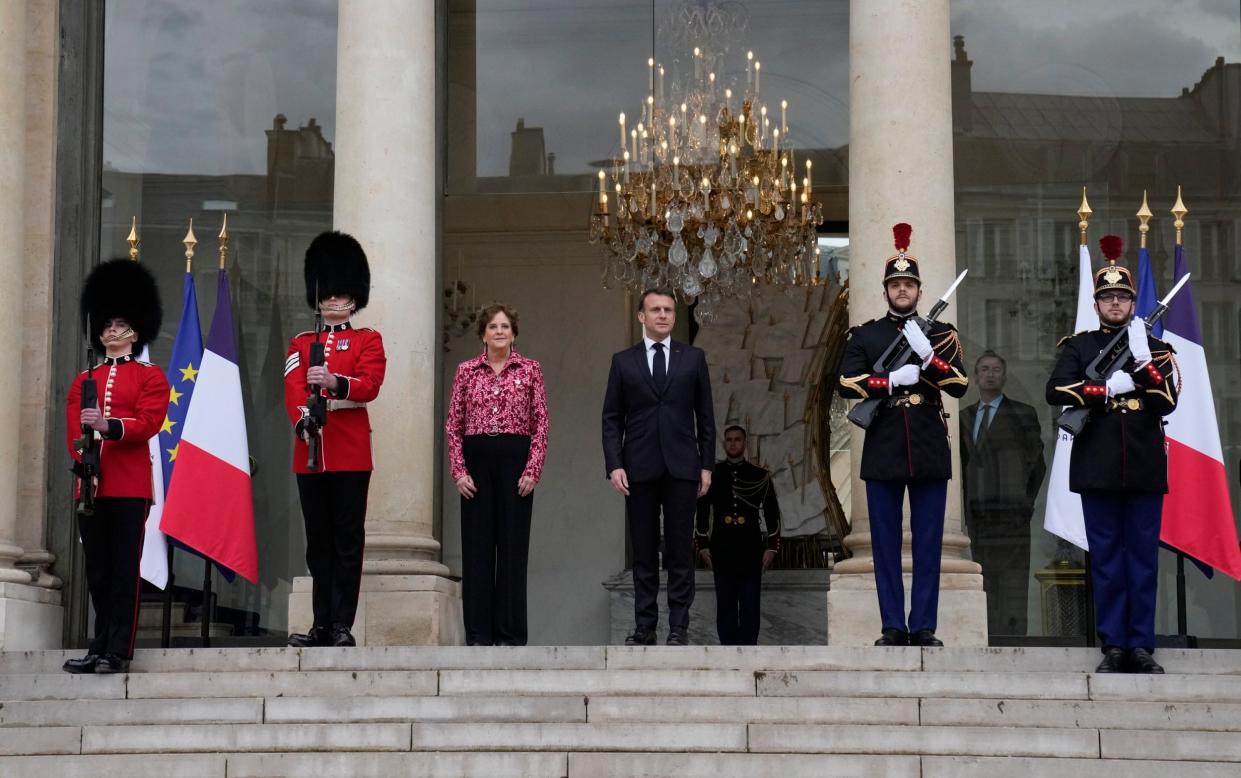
[{"xmin": 445, "ymin": 350, "xmax": 549, "ymax": 483}]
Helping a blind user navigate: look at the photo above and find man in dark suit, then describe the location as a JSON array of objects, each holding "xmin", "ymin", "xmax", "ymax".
[
  {"xmin": 603, "ymin": 287, "xmax": 716, "ymax": 646},
  {"xmin": 960, "ymin": 350, "xmax": 1046, "ymax": 636}
]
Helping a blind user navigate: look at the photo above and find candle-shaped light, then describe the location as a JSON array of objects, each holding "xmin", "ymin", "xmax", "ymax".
[
  {"xmin": 668, "ymin": 115, "xmax": 677, "ymax": 151},
  {"xmin": 598, "ymin": 169, "xmax": 607, "ymax": 206},
  {"xmin": 702, "ymin": 176, "xmax": 711, "ymax": 211},
  {"xmin": 648, "ymin": 57, "xmax": 654, "ymax": 93},
  {"xmin": 614, "ymin": 182, "xmax": 622, "ymax": 218},
  {"xmin": 790, "ymin": 177, "xmax": 797, "ymax": 205},
  {"xmin": 631, "ymin": 128, "xmax": 638, "ymax": 164},
  {"xmin": 772, "ymin": 127, "xmax": 780, "ymax": 154},
  {"xmin": 746, "ymin": 50, "xmax": 754, "ymax": 91},
  {"xmin": 754, "ymin": 61, "xmax": 761, "ymax": 98},
  {"xmin": 781, "ymin": 99, "xmax": 788, "ymax": 134},
  {"xmin": 622, "ymin": 150, "xmax": 630, "ymax": 184},
  {"xmin": 724, "ymin": 88, "xmax": 732, "ymax": 116},
  {"xmin": 650, "ymin": 179, "xmax": 657, "ymax": 217},
  {"xmin": 673, "ymin": 155, "xmax": 680, "ymax": 189},
  {"xmin": 805, "ymin": 158, "xmax": 812, "ymax": 193},
  {"xmin": 693, "ymin": 47, "xmax": 701, "ymax": 81},
  {"xmin": 618, "ymin": 112, "xmax": 626, "ymax": 154},
  {"xmin": 658, "ymin": 65, "xmax": 665, "ymax": 104},
  {"xmin": 708, "ymin": 71, "xmax": 715, "ymax": 96},
  {"xmin": 728, "ymin": 142, "xmax": 737, "ymax": 177},
  {"xmin": 760, "ymin": 105, "xmax": 768, "ymax": 145}
]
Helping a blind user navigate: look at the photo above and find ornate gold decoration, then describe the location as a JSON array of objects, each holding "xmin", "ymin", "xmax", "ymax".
[
  {"xmin": 1136, "ymin": 191, "xmax": 1152, "ymax": 250},
  {"xmin": 1077, "ymin": 187, "xmax": 1092, "ymax": 246},
  {"xmin": 1104, "ymin": 268, "xmax": 1122, "ymax": 284},
  {"xmin": 893, "ymin": 257, "xmax": 911, "ymax": 272},
  {"xmin": 590, "ymin": 43, "xmax": 824, "ymax": 323},
  {"xmin": 1171, "ymin": 186, "xmax": 1188, "ymax": 247},
  {"xmin": 127, "ymin": 216, "xmax": 140, "ymax": 261},
  {"xmin": 217, "ymin": 213, "xmax": 230, "ymax": 270},
  {"xmin": 183, "ymin": 219, "xmax": 197, "ymax": 272}
]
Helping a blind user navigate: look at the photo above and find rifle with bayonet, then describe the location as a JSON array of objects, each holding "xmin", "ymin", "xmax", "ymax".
[
  {"xmin": 1055, "ymin": 272, "xmax": 1190, "ymax": 436},
  {"xmin": 72, "ymin": 323, "xmax": 100, "ymax": 516},
  {"xmin": 846, "ymin": 268, "xmax": 969, "ymax": 430},
  {"xmin": 305, "ymin": 282, "xmax": 327, "ymax": 471}
]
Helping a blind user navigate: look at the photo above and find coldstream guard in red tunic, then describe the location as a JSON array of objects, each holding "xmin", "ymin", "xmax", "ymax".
[
  {"xmin": 283, "ymin": 322, "xmax": 387, "ymax": 473},
  {"xmin": 65, "ymin": 355, "xmax": 171, "ymax": 500}
]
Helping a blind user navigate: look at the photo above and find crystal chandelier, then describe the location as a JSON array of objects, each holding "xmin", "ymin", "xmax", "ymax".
[{"xmin": 589, "ymin": 44, "xmax": 824, "ymax": 324}]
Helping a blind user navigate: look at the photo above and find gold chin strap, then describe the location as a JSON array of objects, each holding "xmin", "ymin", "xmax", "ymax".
[
  {"xmin": 102, "ymin": 328, "xmax": 135, "ymax": 344},
  {"xmin": 320, "ymin": 300, "xmax": 356, "ymax": 313}
]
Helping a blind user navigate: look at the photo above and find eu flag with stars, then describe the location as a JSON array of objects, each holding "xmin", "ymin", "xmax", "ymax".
[{"xmin": 159, "ymin": 271, "xmax": 203, "ymax": 491}]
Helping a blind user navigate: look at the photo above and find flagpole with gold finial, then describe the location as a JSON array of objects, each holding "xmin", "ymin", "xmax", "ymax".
[
  {"xmin": 128, "ymin": 216, "xmax": 141, "ymax": 261},
  {"xmin": 1171, "ymin": 186, "xmax": 1188, "ymax": 247},
  {"xmin": 1137, "ymin": 190, "xmax": 1152, "ymax": 249},
  {"xmin": 217, "ymin": 213, "xmax": 230, "ymax": 270},
  {"xmin": 183, "ymin": 219, "xmax": 197, "ymax": 272},
  {"xmin": 1077, "ymin": 187, "xmax": 1092, "ymax": 246}
]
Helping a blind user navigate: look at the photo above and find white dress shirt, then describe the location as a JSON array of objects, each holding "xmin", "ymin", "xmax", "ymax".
[{"xmin": 643, "ymin": 335, "xmax": 672, "ymax": 376}]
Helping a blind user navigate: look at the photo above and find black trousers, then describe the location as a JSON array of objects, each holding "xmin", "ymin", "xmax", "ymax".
[
  {"xmin": 460, "ymin": 434, "xmax": 533, "ymax": 646},
  {"xmin": 627, "ymin": 473, "xmax": 697, "ymax": 631},
  {"xmin": 78, "ymin": 497, "xmax": 148, "ymax": 659},
  {"xmin": 967, "ymin": 510, "xmax": 1032, "ymax": 636},
  {"xmin": 714, "ymin": 566, "xmax": 762, "ymax": 645},
  {"xmin": 296, "ymin": 471, "xmax": 370, "ymax": 629}
]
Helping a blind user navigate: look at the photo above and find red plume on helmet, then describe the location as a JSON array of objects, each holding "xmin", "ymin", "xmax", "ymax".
[
  {"xmin": 1099, "ymin": 234, "xmax": 1124, "ymax": 263},
  {"xmin": 892, "ymin": 223, "xmax": 913, "ymax": 253}
]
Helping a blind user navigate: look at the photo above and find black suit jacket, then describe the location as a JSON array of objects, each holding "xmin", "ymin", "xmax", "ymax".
[
  {"xmin": 602, "ymin": 340, "xmax": 716, "ymax": 482},
  {"xmin": 960, "ymin": 396, "xmax": 1047, "ymax": 518}
]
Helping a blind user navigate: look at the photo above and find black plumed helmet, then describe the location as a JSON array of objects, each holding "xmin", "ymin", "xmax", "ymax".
[
  {"xmin": 304, "ymin": 231, "xmax": 370, "ymax": 311},
  {"xmin": 79, "ymin": 258, "xmax": 163, "ymax": 352}
]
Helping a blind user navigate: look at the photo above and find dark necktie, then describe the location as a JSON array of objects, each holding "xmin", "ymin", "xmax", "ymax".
[
  {"xmin": 976, "ymin": 403, "xmax": 993, "ymax": 443},
  {"xmin": 652, "ymin": 342, "xmax": 667, "ymax": 390}
]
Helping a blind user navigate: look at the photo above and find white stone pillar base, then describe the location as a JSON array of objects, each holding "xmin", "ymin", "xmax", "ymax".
[
  {"xmin": 289, "ymin": 575, "xmax": 463, "ymax": 646},
  {"xmin": 826, "ymin": 572, "xmax": 987, "ymax": 646},
  {"xmin": 0, "ymin": 582, "xmax": 63, "ymax": 650}
]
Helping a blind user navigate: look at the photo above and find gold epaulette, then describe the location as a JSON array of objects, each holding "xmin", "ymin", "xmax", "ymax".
[{"xmin": 1056, "ymin": 331, "xmax": 1086, "ymax": 348}]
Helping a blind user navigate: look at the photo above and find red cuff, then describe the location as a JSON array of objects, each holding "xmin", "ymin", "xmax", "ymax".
[
  {"xmin": 1084, "ymin": 382, "xmax": 1106, "ymax": 397},
  {"xmin": 1143, "ymin": 362, "xmax": 1163, "ymax": 385},
  {"xmin": 929, "ymin": 355, "xmax": 950, "ymax": 373},
  {"xmin": 867, "ymin": 376, "xmax": 889, "ymax": 390}
]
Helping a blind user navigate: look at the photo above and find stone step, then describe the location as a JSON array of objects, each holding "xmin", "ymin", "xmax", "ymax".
[
  {"xmin": 0, "ymin": 754, "xmax": 226, "ymax": 778},
  {"xmin": 0, "ymin": 697, "xmax": 263, "ymax": 727},
  {"xmin": 748, "ymin": 723, "xmax": 1099, "ymax": 758},
  {"xmin": 82, "ymin": 723, "xmax": 412, "ymax": 754},
  {"xmin": 922, "ymin": 697, "xmax": 1241, "ymax": 732},
  {"xmin": 301, "ymin": 646, "xmax": 605, "ymax": 671},
  {"xmin": 225, "ymin": 752, "xmax": 569, "ymax": 778},
  {"xmin": 922, "ymin": 756, "xmax": 1239, "ymax": 778},
  {"xmin": 0, "ymin": 647, "xmax": 298, "ymax": 675},
  {"xmin": 755, "ymin": 670, "xmax": 1090, "ymax": 700},
  {"xmin": 408, "ymin": 722, "xmax": 748, "ymax": 752},
  {"xmin": 264, "ymin": 695, "xmax": 587, "ymax": 724},
  {"xmin": 1088, "ymin": 672, "xmax": 1241, "ymax": 702},
  {"xmin": 586, "ymin": 695, "xmax": 920, "ymax": 725},
  {"xmin": 566, "ymin": 752, "xmax": 921, "ymax": 778},
  {"xmin": 437, "ymin": 669, "xmax": 755, "ymax": 697},
  {"xmin": 1100, "ymin": 728, "xmax": 1241, "ymax": 762},
  {"xmin": 603, "ymin": 645, "xmax": 919, "ymax": 671},
  {"xmin": 126, "ymin": 670, "xmax": 437, "ymax": 699},
  {"xmin": 0, "ymin": 726, "xmax": 80, "ymax": 756},
  {"xmin": 922, "ymin": 647, "xmax": 1241, "ymax": 675}
]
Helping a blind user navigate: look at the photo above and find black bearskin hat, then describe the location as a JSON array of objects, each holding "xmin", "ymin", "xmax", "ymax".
[
  {"xmin": 304, "ymin": 231, "xmax": 370, "ymax": 311},
  {"xmin": 79, "ymin": 258, "xmax": 163, "ymax": 353}
]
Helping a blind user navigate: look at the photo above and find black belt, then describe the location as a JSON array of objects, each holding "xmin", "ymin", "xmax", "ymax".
[
  {"xmin": 1106, "ymin": 397, "xmax": 1145, "ymax": 412},
  {"xmin": 885, "ymin": 393, "xmax": 937, "ymax": 409}
]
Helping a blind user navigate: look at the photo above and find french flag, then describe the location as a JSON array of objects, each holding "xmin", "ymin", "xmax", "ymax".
[
  {"xmin": 160, "ymin": 269, "xmax": 259, "ymax": 583},
  {"xmin": 1159, "ymin": 245, "xmax": 1241, "ymax": 580}
]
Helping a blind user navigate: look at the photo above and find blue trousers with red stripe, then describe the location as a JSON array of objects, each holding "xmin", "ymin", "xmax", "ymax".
[
  {"xmin": 866, "ymin": 479, "xmax": 947, "ymax": 634},
  {"xmin": 1080, "ymin": 491, "xmax": 1163, "ymax": 651}
]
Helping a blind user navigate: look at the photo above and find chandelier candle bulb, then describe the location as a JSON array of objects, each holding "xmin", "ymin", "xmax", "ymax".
[
  {"xmin": 747, "ymin": 50, "xmax": 753, "ymax": 91},
  {"xmin": 754, "ymin": 61, "xmax": 761, "ymax": 98},
  {"xmin": 725, "ymin": 88, "xmax": 732, "ymax": 115},
  {"xmin": 693, "ymin": 47, "xmax": 701, "ymax": 81},
  {"xmin": 648, "ymin": 57, "xmax": 654, "ymax": 93},
  {"xmin": 658, "ymin": 65, "xmax": 665, "ymax": 104},
  {"xmin": 631, "ymin": 128, "xmax": 638, "ymax": 163},
  {"xmin": 773, "ymin": 128, "xmax": 780, "ymax": 154},
  {"xmin": 709, "ymin": 71, "xmax": 716, "ymax": 95},
  {"xmin": 805, "ymin": 158, "xmax": 812, "ymax": 192},
  {"xmin": 618, "ymin": 113, "xmax": 626, "ymax": 154},
  {"xmin": 622, "ymin": 150, "xmax": 630, "ymax": 184},
  {"xmin": 598, "ymin": 169, "xmax": 606, "ymax": 206},
  {"xmin": 781, "ymin": 99, "xmax": 787, "ymax": 134}
]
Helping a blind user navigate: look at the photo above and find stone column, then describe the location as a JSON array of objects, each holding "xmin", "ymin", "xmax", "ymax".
[
  {"xmin": 0, "ymin": 0, "xmax": 63, "ymax": 651},
  {"xmin": 827, "ymin": 0, "xmax": 986, "ymax": 646},
  {"xmin": 289, "ymin": 0, "xmax": 463, "ymax": 645}
]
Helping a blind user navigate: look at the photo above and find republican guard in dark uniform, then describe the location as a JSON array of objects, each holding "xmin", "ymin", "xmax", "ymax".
[
  {"xmin": 284, "ymin": 231, "xmax": 387, "ymax": 647},
  {"xmin": 837, "ymin": 223, "xmax": 969, "ymax": 647},
  {"xmin": 696, "ymin": 425, "xmax": 781, "ymax": 645},
  {"xmin": 64, "ymin": 259, "xmax": 169, "ymax": 674},
  {"xmin": 1046, "ymin": 235, "xmax": 1178, "ymax": 674}
]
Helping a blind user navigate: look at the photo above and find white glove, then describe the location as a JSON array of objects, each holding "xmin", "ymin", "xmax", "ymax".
[
  {"xmin": 902, "ymin": 319, "xmax": 934, "ymax": 362},
  {"xmin": 889, "ymin": 363, "xmax": 921, "ymax": 391},
  {"xmin": 1127, "ymin": 317, "xmax": 1152, "ymax": 366},
  {"xmin": 1105, "ymin": 370, "xmax": 1136, "ymax": 397}
]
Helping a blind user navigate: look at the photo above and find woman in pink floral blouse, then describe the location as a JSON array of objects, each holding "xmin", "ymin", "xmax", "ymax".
[{"xmin": 445, "ymin": 303, "xmax": 549, "ymax": 646}]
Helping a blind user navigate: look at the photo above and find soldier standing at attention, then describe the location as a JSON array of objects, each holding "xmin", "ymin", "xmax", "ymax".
[
  {"xmin": 285, "ymin": 231, "xmax": 386, "ymax": 648},
  {"xmin": 696, "ymin": 425, "xmax": 781, "ymax": 646},
  {"xmin": 64, "ymin": 259, "xmax": 169, "ymax": 674},
  {"xmin": 1046, "ymin": 235, "xmax": 1178, "ymax": 674},
  {"xmin": 837, "ymin": 223, "xmax": 969, "ymax": 648}
]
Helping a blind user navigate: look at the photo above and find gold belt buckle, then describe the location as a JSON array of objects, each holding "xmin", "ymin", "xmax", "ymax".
[
  {"xmin": 1126, "ymin": 398, "xmax": 1140, "ymax": 411},
  {"xmin": 909, "ymin": 394, "xmax": 923, "ymax": 406}
]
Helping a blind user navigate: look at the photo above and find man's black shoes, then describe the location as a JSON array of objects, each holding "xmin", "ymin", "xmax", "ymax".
[
  {"xmin": 1128, "ymin": 647, "xmax": 1165, "ymax": 674},
  {"xmin": 910, "ymin": 630, "xmax": 944, "ymax": 647},
  {"xmin": 62, "ymin": 653, "xmax": 100, "ymax": 674},
  {"xmin": 874, "ymin": 628, "xmax": 909, "ymax": 646},
  {"xmin": 330, "ymin": 624, "xmax": 357, "ymax": 647},
  {"xmin": 624, "ymin": 627, "xmax": 657, "ymax": 646},
  {"xmin": 666, "ymin": 627, "xmax": 689, "ymax": 646},
  {"xmin": 287, "ymin": 625, "xmax": 331, "ymax": 647},
  {"xmin": 1095, "ymin": 646, "xmax": 1127, "ymax": 673},
  {"xmin": 94, "ymin": 653, "xmax": 130, "ymax": 674}
]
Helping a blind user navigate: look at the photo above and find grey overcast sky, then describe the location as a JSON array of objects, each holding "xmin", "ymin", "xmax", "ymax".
[{"xmin": 102, "ymin": 0, "xmax": 1238, "ymax": 177}]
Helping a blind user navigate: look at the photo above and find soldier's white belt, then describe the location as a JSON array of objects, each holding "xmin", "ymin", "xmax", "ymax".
[{"xmin": 326, "ymin": 399, "xmax": 367, "ymax": 411}]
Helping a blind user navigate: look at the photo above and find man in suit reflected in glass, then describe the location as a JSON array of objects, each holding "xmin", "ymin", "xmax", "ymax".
[{"xmin": 960, "ymin": 350, "xmax": 1047, "ymax": 636}]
